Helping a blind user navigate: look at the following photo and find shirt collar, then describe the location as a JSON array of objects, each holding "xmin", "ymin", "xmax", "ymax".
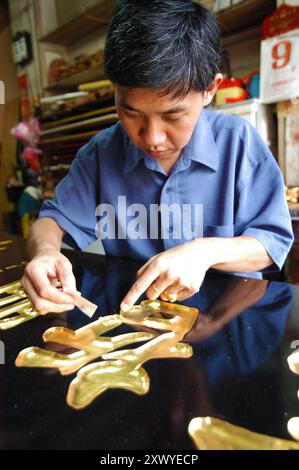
[
  {"xmin": 123, "ymin": 125, "xmax": 147, "ymax": 174},
  {"xmin": 123, "ymin": 109, "xmax": 219, "ymax": 174},
  {"xmin": 184, "ymin": 110, "xmax": 219, "ymax": 172}
]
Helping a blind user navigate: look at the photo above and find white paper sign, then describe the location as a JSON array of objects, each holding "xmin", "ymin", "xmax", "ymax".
[{"xmin": 260, "ymin": 28, "xmax": 299, "ymax": 104}]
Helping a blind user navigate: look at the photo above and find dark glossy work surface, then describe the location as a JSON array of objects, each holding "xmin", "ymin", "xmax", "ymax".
[{"xmin": 0, "ymin": 233, "xmax": 299, "ymax": 450}]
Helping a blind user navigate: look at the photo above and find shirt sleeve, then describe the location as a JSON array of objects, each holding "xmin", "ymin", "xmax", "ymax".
[
  {"xmin": 38, "ymin": 136, "xmax": 99, "ymax": 250},
  {"xmin": 234, "ymin": 134, "xmax": 294, "ymax": 273}
]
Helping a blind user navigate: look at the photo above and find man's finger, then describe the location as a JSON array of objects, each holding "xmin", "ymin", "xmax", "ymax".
[
  {"xmin": 160, "ymin": 281, "xmax": 185, "ymax": 302},
  {"xmin": 21, "ymin": 276, "xmax": 74, "ymax": 315},
  {"xmin": 136, "ymin": 255, "xmax": 158, "ymax": 278},
  {"xmin": 56, "ymin": 259, "xmax": 77, "ymax": 292},
  {"xmin": 120, "ymin": 263, "xmax": 162, "ymax": 312},
  {"xmin": 176, "ymin": 288, "xmax": 195, "ymax": 302},
  {"xmin": 25, "ymin": 266, "xmax": 74, "ymax": 305},
  {"xmin": 146, "ymin": 278, "xmax": 181, "ymax": 300}
]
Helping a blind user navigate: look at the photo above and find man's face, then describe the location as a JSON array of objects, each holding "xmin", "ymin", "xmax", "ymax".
[{"xmin": 115, "ymin": 85, "xmax": 205, "ymax": 164}]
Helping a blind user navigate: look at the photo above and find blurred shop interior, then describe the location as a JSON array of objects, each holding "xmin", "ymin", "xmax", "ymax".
[{"xmin": 0, "ymin": 0, "xmax": 299, "ymax": 282}]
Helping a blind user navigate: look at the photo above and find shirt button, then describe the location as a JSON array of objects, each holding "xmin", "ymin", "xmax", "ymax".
[
  {"xmin": 168, "ymin": 226, "xmax": 173, "ymax": 233},
  {"xmin": 166, "ymin": 187, "xmax": 171, "ymax": 193}
]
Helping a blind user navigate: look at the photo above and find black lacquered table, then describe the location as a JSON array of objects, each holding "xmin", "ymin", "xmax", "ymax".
[{"xmin": 0, "ymin": 232, "xmax": 298, "ymax": 450}]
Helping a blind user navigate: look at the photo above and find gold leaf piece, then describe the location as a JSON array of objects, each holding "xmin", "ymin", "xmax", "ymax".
[
  {"xmin": 188, "ymin": 417, "xmax": 299, "ymax": 450},
  {"xmin": 288, "ymin": 417, "xmax": 299, "ymax": 441},
  {"xmin": 67, "ymin": 331, "xmax": 193, "ymax": 408},
  {"xmin": 67, "ymin": 360, "xmax": 150, "ymax": 409},
  {"xmin": 0, "ymin": 309, "xmax": 38, "ymax": 330},
  {"xmin": 0, "ymin": 299, "xmax": 32, "ymax": 319},
  {"xmin": 121, "ymin": 300, "xmax": 199, "ymax": 340},
  {"xmin": 288, "ymin": 351, "xmax": 299, "ymax": 375},
  {"xmin": 16, "ymin": 300, "xmax": 197, "ymax": 409},
  {"xmin": 42, "ymin": 315, "xmax": 124, "ymax": 351},
  {"xmin": 0, "ymin": 281, "xmax": 39, "ymax": 330},
  {"xmin": 16, "ymin": 331, "xmax": 155, "ymax": 375},
  {"xmin": 0, "ymin": 291, "xmax": 27, "ymax": 308},
  {"xmin": 0, "ymin": 240, "xmax": 13, "ymax": 246},
  {"xmin": 102, "ymin": 331, "xmax": 192, "ymax": 363},
  {"xmin": 0, "ymin": 281, "xmax": 23, "ymax": 295}
]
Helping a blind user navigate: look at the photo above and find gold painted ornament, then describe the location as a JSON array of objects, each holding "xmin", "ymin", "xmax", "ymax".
[
  {"xmin": 288, "ymin": 417, "xmax": 299, "ymax": 441},
  {"xmin": 188, "ymin": 417, "xmax": 299, "ymax": 450},
  {"xmin": 0, "ymin": 240, "xmax": 13, "ymax": 251},
  {"xmin": 16, "ymin": 315, "xmax": 156, "ymax": 375},
  {"xmin": 0, "ymin": 281, "xmax": 39, "ymax": 330},
  {"xmin": 68, "ymin": 331, "xmax": 192, "ymax": 409},
  {"xmin": 287, "ymin": 350, "xmax": 299, "ymax": 375},
  {"xmin": 188, "ymin": 338, "xmax": 299, "ymax": 450},
  {"xmin": 16, "ymin": 300, "xmax": 199, "ymax": 409}
]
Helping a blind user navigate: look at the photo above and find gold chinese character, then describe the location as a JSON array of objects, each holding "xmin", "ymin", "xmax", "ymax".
[{"xmin": 16, "ymin": 300, "xmax": 199, "ymax": 409}]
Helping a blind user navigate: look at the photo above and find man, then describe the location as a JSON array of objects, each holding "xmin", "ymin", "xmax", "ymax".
[{"xmin": 22, "ymin": 0, "xmax": 293, "ymax": 315}]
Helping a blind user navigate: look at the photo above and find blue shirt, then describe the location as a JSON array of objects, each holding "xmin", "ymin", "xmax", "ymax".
[{"xmin": 39, "ymin": 109, "xmax": 294, "ymax": 277}]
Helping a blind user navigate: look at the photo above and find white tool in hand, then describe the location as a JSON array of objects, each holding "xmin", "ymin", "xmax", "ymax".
[{"xmin": 63, "ymin": 287, "xmax": 97, "ymax": 318}]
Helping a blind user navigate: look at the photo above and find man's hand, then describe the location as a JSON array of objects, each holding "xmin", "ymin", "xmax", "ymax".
[
  {"xmin": 120, "ymin": 240, "xmax": 211, "ymax": 312},
  {"xmin": 21, "ymin": 248, "xmax": 78, "ymax": 315},
  {"xmin": 120, "ymin": 236, "xmax": 273, "ymax": 312}
]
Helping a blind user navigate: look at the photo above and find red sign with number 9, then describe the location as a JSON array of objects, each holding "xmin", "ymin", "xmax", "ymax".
[{"xmin": 272, "ymin": 40, "xmax": 292, "ymax": 69}]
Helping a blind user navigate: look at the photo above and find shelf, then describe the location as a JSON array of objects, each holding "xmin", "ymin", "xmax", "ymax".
[
  {"xmin": 40, "ymin": 105, "xmax": 116, "ymax": 130},
  {"xmin": 216, "ymin": 0, "xmax": 276, "ymax": 36},
  {"xmin": 221, "ymin": 25, "xmax": 261, "ymax": 47},
  {"xmin": 40, "ymin": 0, "xmax": 275, "ymax": 44},
  {"xmin": 40, "ymin": 112, "xmax": 118, "ymax": 137},
  {"xmin": 40, "ymin": 0, "xmax": 116, "ymax": 47},
  {"xmin": 39, "ymin": 95, "xmax": 115, "ymax": 121},
  {"xmin": 40, "ymin": 129, "xmax": 98, "ymax": 145},
  {"xmin": 45, "ymin": 66, "xmax": 107, "ymax": 92},
  {"xmin": 41, "ymin": 0, "xmax": 276, "ymax": 92}
]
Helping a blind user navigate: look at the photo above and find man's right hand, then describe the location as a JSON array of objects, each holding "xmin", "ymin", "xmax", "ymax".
[{"xmin": 21, "ymin": 249, "xmax": 78, "ymax": 315}]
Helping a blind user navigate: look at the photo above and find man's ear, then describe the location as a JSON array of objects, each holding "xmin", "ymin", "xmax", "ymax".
[{"xmin": 203, "ymin": 73, "xmax": 223, "ymax": 106}]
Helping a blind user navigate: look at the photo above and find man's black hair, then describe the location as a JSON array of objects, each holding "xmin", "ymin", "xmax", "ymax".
[{"xmin": 104, "ymin": 0, "xmax": 221, "ymax": 98}]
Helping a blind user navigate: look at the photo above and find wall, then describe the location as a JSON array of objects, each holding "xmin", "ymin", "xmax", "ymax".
[
  {"xmin": 223, "ymin": 0, "xmax": 299, "ymax": 79},
  {"xmin": 223, "ymin": 29, "xmax": 261, "ymax": 78},
  {"xmin": 8, "ymin": 0, "xmax": 43, "ymax": 99},
  {"xmin": 26, "ymin": 0, "xmax": 109, "ymax": 91},
  {"xmin": 37, "ymin": 0, "xmax": 57, "ymax": 38},
  {"xmin": 38, "ymin": 0, "xmax": 107, "ymax": 37},
  {"xmin": 69, "ymin": 34, "xmax": 106, "ymax": 60},
  {"xmin": 55, "ymin": 0, "xmax": 102, "ymax": 27}
]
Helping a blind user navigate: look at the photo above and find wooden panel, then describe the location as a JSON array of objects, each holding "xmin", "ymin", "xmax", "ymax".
[
  {"xmin": 216, "ymin": 0, "xmax": 276, "ymax": 35},
  {"xmin": 40, "ymin": 0, "xmax": 116, "ymax": 46},
  {"xmin": 45, "ymin": 66, "xmax": 106, "ymax": 92},
  {"xmin": 0, "ymin": 98, "xmax": 19, "ymax": 229},
  {"xmin": 40, "ymin": 112, "xmax": 117, "ymax": 136},
  {"xmin": 0, "ymin": 0, "xmax": 9, "ymax": 33},
  {"xmin": 0, "ymin": 8, "xmax": 19, "ymax": 230},
  {"xmin": 40, "ymin": 129, "xmax": 99, "ymax": 145}
]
